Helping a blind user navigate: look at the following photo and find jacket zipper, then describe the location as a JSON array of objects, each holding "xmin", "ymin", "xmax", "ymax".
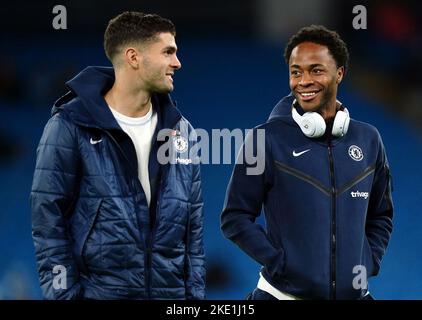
[
  {"xmin": 146, "ymin": 165, "xmax": 169, "ymax": 298},
  {"xmin": 146, "ymin": 224, "xmax": 153, "ymax": 299},
  {"xmin": 146, "ymin": 172, "xmax": 164, "ymax": 299},
  {"xmin": 327, "ymin": 142, "xmax": 336, "ymax": 300}
]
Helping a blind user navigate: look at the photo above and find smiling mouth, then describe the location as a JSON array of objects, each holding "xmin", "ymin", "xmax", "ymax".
[{"xmin": 298, "ymin": 90, "xmax": 321, "ymax": 101}]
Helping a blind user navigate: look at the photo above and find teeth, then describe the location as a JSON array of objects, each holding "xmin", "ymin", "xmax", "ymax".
[{"xmin": 301, "ymin": 92, "xmax": 316, "ymax": 97}]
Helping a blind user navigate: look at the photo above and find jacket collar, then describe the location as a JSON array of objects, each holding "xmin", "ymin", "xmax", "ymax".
[
  {"xmin": 52, "ymin": 66, "xmax": 182, "ymax": 131},
  {"xmin": 267, "ymin": 93, "xmax": 348, "ymax": 144}
]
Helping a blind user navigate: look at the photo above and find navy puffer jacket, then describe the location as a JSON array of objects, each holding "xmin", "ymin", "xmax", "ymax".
[{"xmin": 31, "ymin": 67, "xmax": 205, "ymax": 299}]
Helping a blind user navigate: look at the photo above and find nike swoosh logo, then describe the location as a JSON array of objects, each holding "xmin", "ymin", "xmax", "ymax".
[
  {"xmin": 293, "ymin": 149, "xmax": 310, "ymax": 157},
  {"xmin": 90, "ymin": 138, "xmax": 103, "ymax": 145}
]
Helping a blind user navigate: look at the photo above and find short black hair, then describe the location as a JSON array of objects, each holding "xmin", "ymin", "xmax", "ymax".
[
  {"xmin": 104, "ymin": 11, "xmax": 176, "ymax": 62},
  {"xmin": 284, "ymin": 25, "xmax": 349, "ymax": 73}
]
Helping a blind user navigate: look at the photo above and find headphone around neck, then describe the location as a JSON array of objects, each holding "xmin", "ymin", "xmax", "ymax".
[{"xmin": 291, "ymin": 99, "xmax": 350, "ymax": 138}]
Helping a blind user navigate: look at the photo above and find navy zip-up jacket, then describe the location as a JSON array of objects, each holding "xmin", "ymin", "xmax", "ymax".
[
  {"xmin": 221, "ymin": 95, "xmax": 393, "ymax": 299},
  {"xmin": 30, "ymin": 66, "xmax": 205, "ymax": 300}
]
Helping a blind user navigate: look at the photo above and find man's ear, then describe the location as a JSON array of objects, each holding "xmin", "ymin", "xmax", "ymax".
[
  {"xmin": 124, "ymin": 47, "xmax": 140, "ymax": 69},
  {"xmin": 336, "ymin": 66, "xmax": 345, "ymax": 84}
]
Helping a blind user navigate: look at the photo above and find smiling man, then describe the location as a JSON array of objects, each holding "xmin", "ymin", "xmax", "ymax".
[
  {"xmin": 221, "ymin": 25, "xmax": 393, "ymax": 300},
  {"xmin": 31, "ymin": 12, "xmax": 205, "ymax": 300}
]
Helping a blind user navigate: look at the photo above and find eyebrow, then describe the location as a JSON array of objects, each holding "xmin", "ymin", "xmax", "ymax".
[
  {"xmin": 163, "ymin": 45, "xmax": 177, "ymax": 53},
  {"xmin": 290, "ymin": 63, "xmax": 325, "ymax": 69}
]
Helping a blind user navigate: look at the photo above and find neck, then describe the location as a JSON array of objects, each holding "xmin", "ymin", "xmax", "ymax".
[
  {"xmin": 104, "ymin": 72, "xmax": 152, "ymax": 118},
  {"xmin": 319, "ymin": 98, "xmax": 338, "ymax": 121}
]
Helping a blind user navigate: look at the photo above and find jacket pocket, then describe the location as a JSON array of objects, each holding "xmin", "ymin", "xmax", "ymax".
[{"xmin": 75, "ymin": 198, "xmax": 103, "ymax": 274}]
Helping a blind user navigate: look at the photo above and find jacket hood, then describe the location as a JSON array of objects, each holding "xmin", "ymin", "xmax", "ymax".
[
  {"xmin": 52, "ymin": 66, "xmax": 182, "ymax": 130},
  {"xmin": 267, "ymin": 94, "xmax": 295, "ymax": 122}
]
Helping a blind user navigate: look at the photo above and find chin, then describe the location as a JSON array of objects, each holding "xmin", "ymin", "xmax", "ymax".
[
  {"xmin": 153, "ymin": 85, "xmax": 173, "ymax": 94},
  {"xmin": 297, "ymin": 100, "xmax": 319, "ymax": 113},
  {"xmin": 162, "ymin": 81, "xmax": 174, "ymax": 92},
  {"xmin": 293, "ymin": 92, "xmax": 323, "ymax": 112}
]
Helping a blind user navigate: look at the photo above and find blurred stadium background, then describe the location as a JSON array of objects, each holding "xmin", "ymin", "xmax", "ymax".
[{"xmin": 0, "ymin": 0, "xmax": 421, "ymax": 299}]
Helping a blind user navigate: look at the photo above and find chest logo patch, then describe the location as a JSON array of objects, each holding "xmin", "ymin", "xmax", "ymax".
[
  {"xmin": 348, "ymin": 145, "xmax": 364, "ymax": 161},
  {"xmin": 173, "ymin": 136, "xmax": 188, "ymax": 153}
]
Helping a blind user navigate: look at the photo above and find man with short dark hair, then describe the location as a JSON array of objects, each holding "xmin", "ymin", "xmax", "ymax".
[
  {"xmin": 31, "ymin": 11, "xmax": 205, "ymax": 300},
  {"xmin": 221, "ymin": 25, "xmax": 393, "ymax": 300}
]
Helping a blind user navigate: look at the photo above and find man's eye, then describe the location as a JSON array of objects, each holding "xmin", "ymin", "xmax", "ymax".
[
  {"xmin": 165, "ymin": 49, "xmax": 175, "ymax": 55},
  {"xmin": 291, "ymin": 71, "xmax": 300, "ymax": 76},
  {"xmin": 313, "ymin": 69, "xmax": 323, "ymax": 74}
]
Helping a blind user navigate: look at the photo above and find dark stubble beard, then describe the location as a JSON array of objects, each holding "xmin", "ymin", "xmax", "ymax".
[{"xmin": 142, "ymin": 58, "xmax": 171, "ymax": 94}]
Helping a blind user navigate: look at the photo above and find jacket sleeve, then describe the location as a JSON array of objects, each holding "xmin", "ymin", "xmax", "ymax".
[
  {"xmin": 220, "ymin": 129, "xmax": 286, "ymax": 279},
  {"xmin": 30, "ymin": 113, "xmax": 82, "ymax": 299},
  {"xmin": 185, "ymin": 155, "xmax": 206, "ymax": 300},
  {"xmin": 365, "ymin": 131, "xmax": 394, "ymax": 277}
]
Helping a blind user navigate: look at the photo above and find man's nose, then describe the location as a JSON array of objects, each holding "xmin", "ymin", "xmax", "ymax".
[
  {"xmin": 299, "ymin": 72, "xmax": 313, "ymax": 86},
  {"xmin": 172, "ymin": 55, "xmax": 181, "ymax": 70}
]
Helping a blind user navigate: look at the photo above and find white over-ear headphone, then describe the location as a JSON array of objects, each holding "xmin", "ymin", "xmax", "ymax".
[{"xmin": 291, "ymin": 99, "xmax": 350, "ymax": 138}]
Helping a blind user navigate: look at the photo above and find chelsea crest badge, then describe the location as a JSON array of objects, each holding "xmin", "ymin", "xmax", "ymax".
[{"xmin": 173, "ymin": 135, "xmax": 188, "ymax": 153}]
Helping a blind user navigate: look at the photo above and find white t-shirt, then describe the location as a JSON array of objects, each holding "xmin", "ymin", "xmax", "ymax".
[
  {"xmin": 257, "ymin": 272, "xmax": 298, "ymax": 300},
  {"xmin": 109, "ymin": 105, "xmax": 158, "ymax": 207}
]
